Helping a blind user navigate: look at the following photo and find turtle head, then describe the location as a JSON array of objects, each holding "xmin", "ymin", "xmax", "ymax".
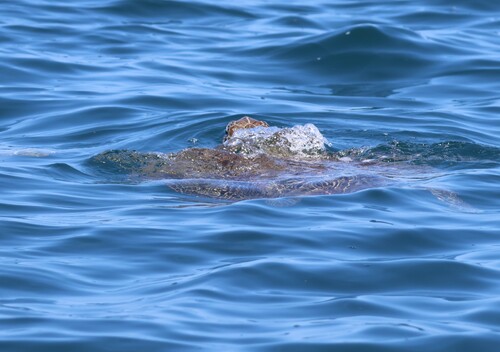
[{"xmin": 224, "ymin": 116, "xmax": 269, "ymax": 142}]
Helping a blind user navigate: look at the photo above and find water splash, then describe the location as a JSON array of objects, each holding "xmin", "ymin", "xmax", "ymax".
[{"xmin": 223, "ymin": 123, "xmax": 331, "ymax": 159}]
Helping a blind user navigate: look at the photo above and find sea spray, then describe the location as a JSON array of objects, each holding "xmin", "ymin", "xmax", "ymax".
[{"xmin": 223, "ymin": 123, "xmax": 331, "ymax": 158}]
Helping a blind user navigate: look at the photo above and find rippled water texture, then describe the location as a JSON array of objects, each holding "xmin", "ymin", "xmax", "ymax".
[{"xmin": 1, "ymin": 1, "xmax": 500, "ymax": 351}]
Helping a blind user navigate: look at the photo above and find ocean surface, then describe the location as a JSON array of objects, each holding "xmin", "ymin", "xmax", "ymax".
[{"xmin": 1, "ymin": 0, "xmax": 500, "ymax": 351}]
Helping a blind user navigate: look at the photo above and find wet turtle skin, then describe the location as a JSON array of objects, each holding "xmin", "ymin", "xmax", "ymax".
[{"xmin": 90, "ymin": 147, "xmax": 329, "ymax": 180}]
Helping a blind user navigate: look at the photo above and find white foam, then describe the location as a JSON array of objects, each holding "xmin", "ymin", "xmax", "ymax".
[{"xmin": 0, "ymin": 147, "xmax": 55, "ymax": 157}]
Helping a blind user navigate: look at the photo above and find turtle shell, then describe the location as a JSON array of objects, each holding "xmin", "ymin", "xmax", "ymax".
[{"xmin": 224, "ymin": 116, "xmax": 269, "ymax": 141}]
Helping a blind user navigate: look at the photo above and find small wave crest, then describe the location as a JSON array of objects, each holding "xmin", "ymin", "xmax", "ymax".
[{"xmin": 265, "ymin": 24, "xmax": 448, "ymax": 82}]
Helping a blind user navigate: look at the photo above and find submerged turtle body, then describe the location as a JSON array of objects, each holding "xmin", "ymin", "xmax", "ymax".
[
  {"xmin": 89, "ymin": 116, "xmax": 450, "ymax": 202},
  {"xmin": 91, "ymin": 147, "xmax": 391, "ymax": 200},
  {"xmin": 167, "ymin": 174, "xmax": 387, "ymax": 201}
]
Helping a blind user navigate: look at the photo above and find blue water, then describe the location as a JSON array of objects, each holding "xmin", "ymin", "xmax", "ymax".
[{"xmin": 1, "ymin": 0, "xmax": 500, "ymax": 350}]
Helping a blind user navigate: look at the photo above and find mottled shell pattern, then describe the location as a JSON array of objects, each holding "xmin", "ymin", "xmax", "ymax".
[{"xmin": 224, "ymin": 116, "xmax": 269, "ymax": 142}]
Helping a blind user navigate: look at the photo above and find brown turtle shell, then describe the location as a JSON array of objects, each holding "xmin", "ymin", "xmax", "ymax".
[{"xmin": 224, "ymin": 116, "xmax": 269, "ymax": 141}]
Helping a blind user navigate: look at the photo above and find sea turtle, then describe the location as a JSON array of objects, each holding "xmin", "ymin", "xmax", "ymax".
[{"xmin": 89, "ymin": 116, "xmax": 470, "ymax": 207}]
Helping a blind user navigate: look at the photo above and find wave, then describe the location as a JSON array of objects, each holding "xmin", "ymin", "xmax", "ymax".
[
  {"xmin": 1, "ymin": 1, "xmax": 499, "ymax": 350},
  {"xmin": 95, "ymin": 0, "xmax": 256, "ymax": 22},
  {"xmin": 260, "ymin": 24, "xmax": 452, "ymax": 81}
]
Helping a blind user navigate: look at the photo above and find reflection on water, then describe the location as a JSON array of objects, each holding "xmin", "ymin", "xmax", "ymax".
[{"xmin": 0, "ymin": 0, "xmax": 499, "ymax": 351}]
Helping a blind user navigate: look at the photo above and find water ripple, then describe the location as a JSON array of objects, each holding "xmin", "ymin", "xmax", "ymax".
[{"xmin": 1, "ymin": 0, "xmax": 499, "ymax": 350}]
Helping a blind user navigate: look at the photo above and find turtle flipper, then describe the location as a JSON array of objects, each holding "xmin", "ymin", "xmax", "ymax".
[
  {"xmin": 427, "ymin": 188, "xmax": 478, "ymax": 213},
  {"xmin": 167, "ymin": 179, "xmax": 269, "ymax": 201},
  {"xmin": 166, "ymin": 174, "xmax": 388, "ymax": 201},
  {"xmin": 294, "ymin": 175, "xmax": 388, "ymax": 196}
]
